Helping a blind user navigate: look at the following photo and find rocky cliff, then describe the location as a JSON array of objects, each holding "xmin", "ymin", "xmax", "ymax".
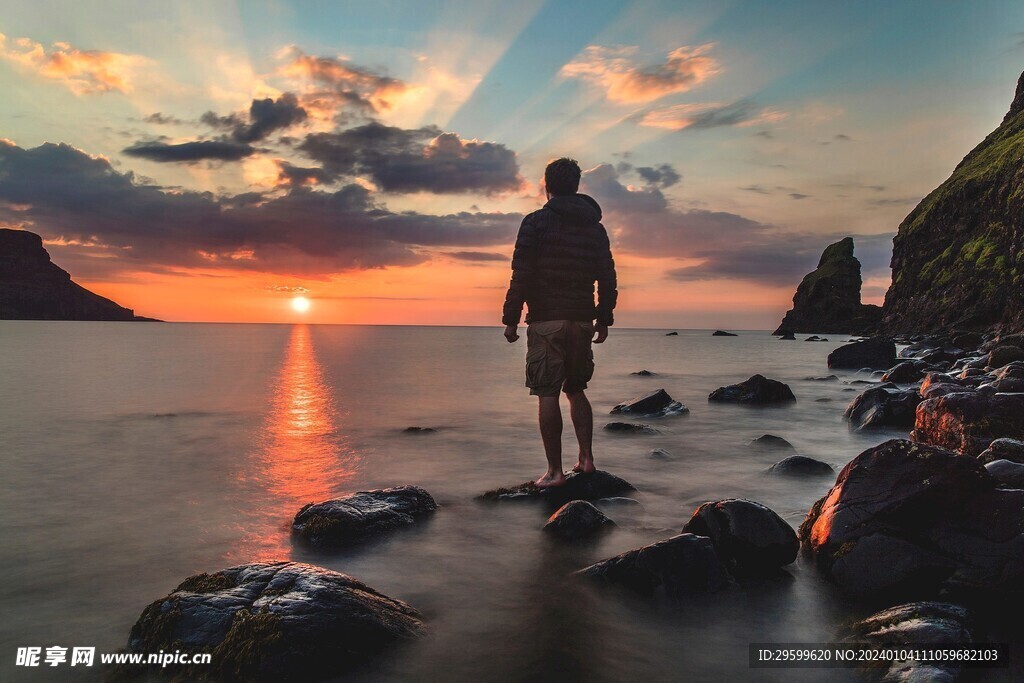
[
  {"xmin": 882, "ymin": 70, "xmax": 1024, "ymax": 333},
  {"xmin": 774, "ymin": 237, "xmax": 882, "ymax": 334},
  {"xmin": 0, "ymin": 228, "xmax": 153, "ymax": 321}
]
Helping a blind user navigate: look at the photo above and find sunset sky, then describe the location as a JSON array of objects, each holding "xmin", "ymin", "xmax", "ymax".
[{"xmin": 1, "ymin": 0, "xmax": 1022, "ymax": 327}]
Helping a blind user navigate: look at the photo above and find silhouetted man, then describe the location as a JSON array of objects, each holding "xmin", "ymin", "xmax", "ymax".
[{"xmin": 502, "ymin": 158, "xmax": 618, "ymax": 488}]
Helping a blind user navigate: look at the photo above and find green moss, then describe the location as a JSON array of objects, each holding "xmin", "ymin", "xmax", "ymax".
[
  {"xmin": 211, "ymin": 608, "xmax": 283, "ymax": 680},
  {"xmin": 177, "ymin": 572, "xmax": 236, "ymax": 593}
]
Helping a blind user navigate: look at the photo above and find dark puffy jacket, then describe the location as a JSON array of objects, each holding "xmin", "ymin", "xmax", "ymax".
[{"xmin": 502, "ymin": 193, "xmax": 617, "ymax": 327}]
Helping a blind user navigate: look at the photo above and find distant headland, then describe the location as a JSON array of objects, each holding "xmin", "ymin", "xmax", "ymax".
[{"xmin": 0, "ymin": 228, "xmax": 157, "ymax": 321}]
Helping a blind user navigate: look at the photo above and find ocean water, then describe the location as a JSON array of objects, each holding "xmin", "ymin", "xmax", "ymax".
[{"xmin": 0, "ymin": 322, "xmax": 1016, "ymax": 681}]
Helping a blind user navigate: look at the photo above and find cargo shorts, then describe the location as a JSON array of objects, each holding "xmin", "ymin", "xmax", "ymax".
[{"xmin": 525, "ymin": 320, "xmax": 595, "ymax": 397}]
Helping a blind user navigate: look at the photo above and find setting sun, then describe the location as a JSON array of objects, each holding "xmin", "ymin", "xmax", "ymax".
[{"xmin": 291, "ymin": 296, "xmax": 311, "ymax": 313}]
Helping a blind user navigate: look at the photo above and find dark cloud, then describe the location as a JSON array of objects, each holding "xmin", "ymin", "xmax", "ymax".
[
  {"xmin": 789, "ymin": 192, "xmax": 810, "ymax": 200},
  {"xmin": 143, "ymin": 112, "xmax": 185, "ymax": 125},
  {"xmin": 636, "ymin": 163, "xmax": 681, "ymax": 188},
  {"xmin": 122, "ymin": 139, "xmax": 255, "ymax": 162},
  {"xmin": 867, "ymin": 196, "xmax": 921, "ymax": 208},
  {"xmin": 0, "ymin": 141, "xmax": 521, "ymax": 276},
  {"xmin": 739, "ymin": 184, "xmax": 770, "ymax": 194},
  {"xmin": 297, "ymin": 122, "xmax": 521, "ymax": 194},
  {"xmin": 447, "ymin": 251, "xmax": 506, "ymax": 262},
  {"xmin": 639, "ymin": 100, "xmax": 784, "ymax": 131},
  {"xmin": 581, "ymin": 163, "xmax": 667, "ymax": 213},
  {"xmin": 276, "ymin": 161, "xmax": 331, "ymax": 187},
  {"xmin": 203, "ymin": 93, "xmax": 308, "ymax": 143}
]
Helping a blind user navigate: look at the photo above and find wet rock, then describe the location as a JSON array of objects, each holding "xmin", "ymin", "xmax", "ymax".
[
  {"xmin": 708, "ymin": 375, "xmax": 796, "ymax": 404},
  {"xmin": 681, "ymin": 499, "xmax": 798, "ymax": 574},
  {"xmin": 604, "ymin": 422, "xmax": 659, "ymax": 434},
  {"xmin": 881, "ymin": 361, "xmax": 925, "ymax": 384},
  {"xmin": 767, "ymin": 456, "xmax": 834, "ymax": 477},
  {"xmin": 804, "ymin": 335, "xmax": 828, "ymax": 342},
  {"xmin": 844, "ymin": 386, "xmax": 922, "ymax": 430},
  {"xmin": 748, "ymin": 434, "xmax": 796, "ymax": 453},
  {"xmin": 403, "ymin": 426, "xmax": 436, "ymax": 433},
  {"xmin": 665, "ymin": 331, "xmax": 678, "ymax": 336},
  {"xmin": 479, "ymin": 470, "xmax": 635, "ymax": 508},
  {"xmin": 712, "ymin": 330, "xmax": 738, "ymax": 336},
  {"xmin": 630, "ymin": 369, "xmax": 656, "ymax": 376},
  {"xmin": 827, "ymin": 337, "xmax": 898, "ymax": 370},
  {"xmin": 575, "ymin": 533, "xmax": 732, "ymax": 598},
  {"xmin": 778, "ymin": 330, "xmax": 796, "ymax": 340},
  {"xmin": 919, "ymin": 372, "xmax": 966, "ymax": 399},
  {"xmin": 292, "ymin": 486, "xmax": 437, "ymax": 547},
  {"xmin": 126, "ymin": 562, "xmax": 422, "ymax": 681},
  {"xmin": 977, "ymin": 438, "xmax": 1024, "ymax": 465},
  {"xmin": 815, "ymin": 397, "xmax": 833, "ymax": 402},
  {"xmin": 985, "ymin": 459, "xmax": 1024, "ymax": 488},
  {"xmin": 848, "ymin": 602, "xmax": 971, "ymax": 683},
  {"xmin": 988, "ymin": 344, "xmax": 1024, "ymax": 369},
  {"xmin": 543, "ymin": 500, "xmax": 615, "ymax": 540},
  {"xmin": 913, "ymin": 391, "xmax": 1024, "ymax": 456},
  {"xmin": 800, "ymin": 439, "xmax": 1024, "ymax": 596},
  {"xmin": 953, "ymin": 332, "xmax": 984, "ymax": 349},
  {"xmin": 805, "ymin": 374, "xmax": 839, "ymax": 381},
  {"xmin": 649, "ymin": 448, "xmax": 673, "ymax": 459},
  {"xmin": 982, "ymin": 377, "xmax": 1024, "ymax": 393},
  {"xmin": 610, "ymin": 388, "xmax": 687, "ymax": 417}
]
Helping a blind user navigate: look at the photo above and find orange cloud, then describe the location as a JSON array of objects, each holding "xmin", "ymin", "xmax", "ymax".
[
  {"xmin": 639, "ymin": 101, "xmax": 788, "ymax": 130},
  {"xmin": 0, "ymin": 33, "xmax": 148, "ymax": 95},
  {"xmin": 561, "ymin": 44, "xmax": 720, "ymax": 104}
]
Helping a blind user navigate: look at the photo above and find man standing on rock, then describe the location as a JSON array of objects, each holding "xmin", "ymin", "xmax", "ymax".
[{"xmin": 502, "ymin": 158, "xmax": 618, "ymax": 488}]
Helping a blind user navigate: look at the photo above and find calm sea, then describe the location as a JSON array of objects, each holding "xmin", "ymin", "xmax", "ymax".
[{"xmin": 0, "ymin": 323, "xmax": 1016, "ymax": 681}]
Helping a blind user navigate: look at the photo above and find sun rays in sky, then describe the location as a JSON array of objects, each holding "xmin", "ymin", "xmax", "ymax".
[{"xmin": 0, "ymin": 1, "xmax": 1022, "ymax": 327}]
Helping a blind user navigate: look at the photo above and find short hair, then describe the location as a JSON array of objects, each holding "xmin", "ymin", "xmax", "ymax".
[{"xmin": 544, "ymin": 158, "xmax": 581, "ymax": 196}]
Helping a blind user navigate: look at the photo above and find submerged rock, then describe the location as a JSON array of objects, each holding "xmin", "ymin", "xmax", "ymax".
[
  {"xmin": 649, "ymin": 448, "xmax": 673, "ymax": 459},
  {"xmin": 610, "ymin": 388, "xmax": 687, "ymax": 417},
  {"xmin": 712, "ymin": 330, "xmax": 738, "ymax": 336},
  {"xmin": 848, "ymin": 602, "xmax": 971, "ymax": 683},
  {"xmin": 543, "ymin": 500, "xmax": 615, "ymax": 540},
  {"xmin": 479, "ymin": 470, "xmax": 635, "ymax": 507},
  {"xmin": 292, "ymin": 486, "xmax": 437, "ymax": 547},
  {"xmin": 827, "ymin": 337, "xmax": 897, "ymax": 369},
  {"xmin": 575, "ymin": 533, "xmax": 732, "ymax": 598},
  {"xmin": 805, "ymin": 374, "xmax": 839, "ymax": 381},
  {"xmin": 604, "ymin": 422, "xmax": 659, "ymax": 434},
  {"xmin": 708, "ymin": 375, "xmax": 796, "ymax": 404},
  {"xmin": 748, "ymin": 434, "xmax": 796, "ymax": 453},
  {"xmin": 403, "ymin": 426, "xmax": 436, "ymax": 433},
  {"xmin": 800, "ymin": 439, "xmax": 1024, "ymax": 596},
  {"xmin": 665, "ymin": 331, "xmax": 679, "ymax": 336},
  {"xmin": 630, "ymin": 369, "xmax": 656, "ymax": 376},
  {"xmin": 844, "ymin": 385, "xmax": 922, "ymax": 430},
  {"xmin": 766, "ymin": 455, "xmax": 834, "ymax": 477},
  {"xmin": 681, "ymin": 499, "xmax": 798, "ymax": 574},
  {"xmin": 913, "ymin": 391, "xmax": 1024, "ymax": 456},
  {"xmin": 125, "ymin": 562, "xmax": 422, "ymax": 681}
]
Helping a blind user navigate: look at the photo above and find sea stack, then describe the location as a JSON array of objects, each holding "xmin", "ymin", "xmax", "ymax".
[
  {"xmin": 774, "ymin": 237, "xmax": 881, "ymax": 335},
  {"xmin": 0, "ymin": 228, "xmax": 153, "ymax": 320},
  {"xmin": 882, "ymin": 70, "xmax": 1024, "ymax": 333}
]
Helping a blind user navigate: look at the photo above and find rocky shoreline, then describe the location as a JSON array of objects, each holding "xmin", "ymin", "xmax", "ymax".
[{"xmin": 116, "ymin": 330, "xmax": 1024, "ymax": 681}]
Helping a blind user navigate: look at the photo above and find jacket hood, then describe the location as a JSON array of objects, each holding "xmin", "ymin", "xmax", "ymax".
[{"xmin": 544, "ymin": 193, "xmax": 602, "ymax": 224}]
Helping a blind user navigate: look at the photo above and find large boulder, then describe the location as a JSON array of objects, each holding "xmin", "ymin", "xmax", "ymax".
[
  {"xmin": 543, "ymin": 500, "xmax": 615, "ymax": 540},
  {"xmin": 913, "ymin": 392, "xmax": 1024, "ymax": 456},
  {"xmin": 773, "ymin": 237, "xmax": 882, "ymax": 335},
  {"xmin": 610, "ymin": 388, "xmax": 687, "ymax": 417},
  {"xmin": 800, "ymin": 439, "xmax": 1024, "ymax": 596},
  {"xmin": 766, "ymin": 455, "xmax": 834, "ymax": 477},
  {"xmin": 126, "ymin": 562, "xmax": 422, "ymax": 681},
  {"xmin": 844, "ymin": 385, "xmax": 922, "ymax": 430},
  {"xmin": 575, "ymin": 533, "xmax": 732, "ymax": 598},
  {"xmin": 827, "ymin": 337, "xmax": 897, "ymax": 369},
  {"xmin": 977, "ymin": 438, "xmax": 1024, "ymax": 465},
  {"xmin": 880, "ymin": 361, "xmax": 925, "ymax": 384},
  {"xmin": 708, "ymin": 375, "xmax": 796, "ymax": 404},
  {"xmin": 292, "ymin": 486, "xmax": 437, "ymax": 547},
  {"xmin": 681, "ymin": 499, "xmax": 798, "ymax": 574},
  {"xmin": 848, "ymin": 602, "xmax": 971, "ymax": 683},
  {"xmin": 988, "ymin": 345, "xmax": 1024, "ymax": 369},
  {"xmin": 748, "ymin": 434, "xmax": 796, "ymax": 453},
  {"xmin": 479, "ymin": 470, "xmax": 635, "ymax": 508}
]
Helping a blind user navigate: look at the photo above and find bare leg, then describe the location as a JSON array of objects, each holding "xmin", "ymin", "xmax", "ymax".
[
  {"xmin": 566, "ymin": 391, "xmax": 595, "ymax": 473},
  {"xmin": 535, "ymin": 395, "xmax": 566, "ymax": 487}
]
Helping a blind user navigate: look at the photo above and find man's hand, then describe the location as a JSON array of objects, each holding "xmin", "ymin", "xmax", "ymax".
[
  {"xmin": 593, "ymin": 323, "xmax": 609, "ymax": 344},
  {"xmin": 504, "ymin": 324, "xmax": 520, "ymax": 343}
]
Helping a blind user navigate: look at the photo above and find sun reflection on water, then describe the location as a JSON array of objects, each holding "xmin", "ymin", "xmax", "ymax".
[{"xmin": 234, "ymin": 324, "xmax": 358, "ymax": 561}]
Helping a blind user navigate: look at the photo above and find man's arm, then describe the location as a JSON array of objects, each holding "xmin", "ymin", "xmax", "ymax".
[
  {"xmin": 501, "ymin": 215, "xmax": 538, "ymax": 334},
  {"xmin": 595, "ymin": 225, "xmax": 617, "ymax": 338}
]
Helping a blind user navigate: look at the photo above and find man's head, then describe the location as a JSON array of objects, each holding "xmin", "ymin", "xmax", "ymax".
[{"xmin": 544, "ymin": 158, "xmax": 581, "ymax": 197}]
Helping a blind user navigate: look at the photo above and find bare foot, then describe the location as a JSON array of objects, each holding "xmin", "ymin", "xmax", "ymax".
[
  {"xmin": 534, "ymin": 471, "xmax": 567, "ymax": 488},
  {"xmin": 572, "ymin": 457, "xmax": 596, "ymax": 474}
]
